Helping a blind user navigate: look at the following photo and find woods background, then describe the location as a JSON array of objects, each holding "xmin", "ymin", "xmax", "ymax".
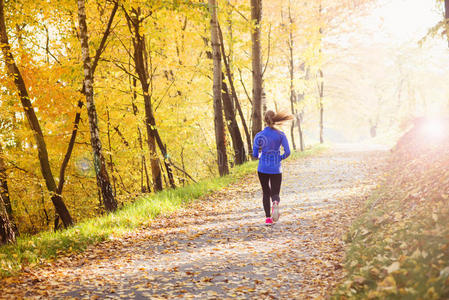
[{"xmin": 0, "ymin": 0, "xmax": 448, "ymax": 238}]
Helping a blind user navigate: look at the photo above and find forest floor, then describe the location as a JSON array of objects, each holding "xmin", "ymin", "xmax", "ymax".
[{"xmin": 0, "ymin": 144, "xmax": 387, "ymax": 299}]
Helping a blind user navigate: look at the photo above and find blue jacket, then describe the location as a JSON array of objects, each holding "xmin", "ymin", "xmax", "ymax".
[{"xmin": 252, "ymin": 127, "xmax": 290, "ymax": 174}]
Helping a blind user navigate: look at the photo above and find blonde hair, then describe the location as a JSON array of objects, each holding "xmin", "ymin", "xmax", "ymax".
[{"xmin": 264, "ymin": 110, "xmax": 293, "ymax": 129}]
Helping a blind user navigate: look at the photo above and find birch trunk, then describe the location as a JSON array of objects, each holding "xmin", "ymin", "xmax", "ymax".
[
  {"xmin": 318, "ymin": 2, "xmax": 324, "ymax": 144},
  {"xmin": 57, "ymin": 1, "xmax": 118, "ymax": 197},
  {"xmin": 318, "ymin": 69, "xmax": 324, "ymax": 144},
  {"xmin": 77, "ymin": 0, "xmax": 117, "ymax": 211}
]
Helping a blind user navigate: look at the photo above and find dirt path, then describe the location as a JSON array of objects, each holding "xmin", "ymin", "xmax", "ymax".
[{"xmin": 1, "ymin": 145, "xmax": 386, "ymax": 299}]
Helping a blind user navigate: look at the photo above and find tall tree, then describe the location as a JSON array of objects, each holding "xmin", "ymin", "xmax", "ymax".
[
  {"xmin": 124, "ymin": 7, "xmax": 176, "ymax": 191},
  {"xmin": 76, "ymin": 0, "xmax": 117, "ymax": 211},
  {"xmin": 209, "ymin": 0, "xmax": 229, "ymax": 176},
  {"xmin": 54, "ymin": 2, "xmax": 119, "ymax": 229},
  {"xmin": 217, "ymin": 24, "xmax": 246, "ymax": 165},
  {"xmin": 0, "ymin": 0, "xmax": 74, "ymax": 227},
  {"xmin": 250, "ymin": 0, "xmax": 263, "ymax": 140},
  {"xmin": 287, "ymin": 0, "xmax": 296, "ymax": 150},
  {"xmin": 57, "ymin": 1, "xmax": 118, "ymax": 197},
  {"xmin": 318, "ymin": 1, "xmax": 324, "ymax": 144},
  {"xmin": 218, "ymin": 23, "xmax": 252, "ymax": 155}
]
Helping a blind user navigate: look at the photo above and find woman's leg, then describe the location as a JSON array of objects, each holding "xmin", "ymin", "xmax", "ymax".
[
  {"xmin": 269, "ymin": 173, "xmax": 282, "ymax": 203},
  {"xmin": 257, "ymin": 172, "xmax": 271, "ymax": 217}
]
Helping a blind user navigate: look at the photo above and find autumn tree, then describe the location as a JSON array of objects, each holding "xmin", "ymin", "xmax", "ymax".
[
  {"xmin": 220, "ymin": 2, "xmax": 253, "ymax": 154},
  {"xmin": 123, "ymin": 5, "xmax": 177, "ymax": 191},
  {"xmin": 284, "ymin": 0, "xmax": 304, "ymax": 151},
  {"xmin": 0, "ymin": 0, "xmax": 74, "ymax": 227},
  {"xmin": 218, "ymin": 24, "xmax": 247, "ymax": 165},
  {"xmin": 250, "ymin": 0, "xmax": 263, "ymax": 140},
  {"xmin": 209, "ymin": 0, "xmax": 229, "ymax": 175},
  {"xmin": 76, "ymin": 0, "xmax": 117, "ymax": 211}
]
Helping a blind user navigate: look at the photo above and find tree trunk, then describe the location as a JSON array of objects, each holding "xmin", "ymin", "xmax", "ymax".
[
  {"xmin": 142, "ymin": 73, "xmax": 163, "ymax": 192},
  {"xmin": 0, "ymin": 145, "xmax": 12, "ymax": 219},
  {"xmin": 153, "ymin": 137, "xmax": 176, "ymax": 189},
  {"xmin": 0, "ymin": 0, "xmax": 73, "ymax": 227},
  {"xmin": 209, "ymin": 0, "xmax": 229, "ymax": 176},
  {"xmin": 106, "ymin": 107, "xmax": 117, "ymax": 196},
  {"xmin": 125, "ymin": 7, "xmax": 173, "ymax": 191},
  {"xmin": 318, "ymin": 2, "xmax": 324, "ymax": 144},
  {"xmin": 77, "ymin": 0, "xmax": 117, "ymax": 212},
  {"xmin": 57, "ymin": 1, "xmax": 118, "ymax": 197},
  {"xmin": 296, "ymin": 113, "xmax": 304, "ymax": 151},
  {"xmin": 296, "ymin": 64, "xmax": 307, "ymax": 152},
  {"xmin": 131, "ymin": 77, "xmax": 151, "ymax": 193},
  {"xmin": 318, "ymin": 69, "xmax": 324, "ymax": 144},
  {"xmin": 250, "ymin": 0, "xmax": 263, "ymax": 140},
  {"xmin": 262, "ymin": 88, "xmax": 267, "ymax": 118},
  {"xmin": 288, "ymin": 1, "xmax": 296, "ymax": 150},
  {"xmin": 0, "ymin": 195, "xmax": 15, "ymax": 245},
  {"xmin": 290, "ymin": 120, "xmax": 296, "ymax": 150},
  {"xmin": 218, "ymin": 23, "xmax": 252, "ymax": 154},
  {"xmin": 222, "ymin": 77, "xmax": 246, "ymax": 165},
  {"xmin": 288, "ymin": 42, "xmax": 295, "ymax": 150},
  {"xmin": 0, "ymin": 144, "xmax": 17, "ymax": 235}
]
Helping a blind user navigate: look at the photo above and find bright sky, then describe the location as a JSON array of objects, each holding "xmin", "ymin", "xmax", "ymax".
[
  {"xmin": 349, "ymin": 0, "xmax": 446, "ymax": 49},
  {"xmin": 328, "ymin": 0, "xmax": 444, "ymax": 49},
  {"xmin": 373, "ymin": 0, "xmax": 440, "ymax": 42}
]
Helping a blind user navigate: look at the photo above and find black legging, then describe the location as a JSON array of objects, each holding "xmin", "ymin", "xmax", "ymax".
[{"xmin": 257, "ymin": 172, "xmax": 282, "ymax": 218}]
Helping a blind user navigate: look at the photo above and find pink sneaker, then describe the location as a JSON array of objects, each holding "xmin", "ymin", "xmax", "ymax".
[{"xmin": 265, "ymin": 217, "xmax": 273, "ymax": 225}]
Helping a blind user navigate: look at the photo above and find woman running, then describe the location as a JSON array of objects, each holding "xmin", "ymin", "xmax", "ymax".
[{"xmin": 252, "ymin": 110, "xmax": 293, "ymax": 225}]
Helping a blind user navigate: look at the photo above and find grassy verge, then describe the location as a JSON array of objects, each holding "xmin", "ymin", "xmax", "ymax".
[
  {"xmin": 333, "ymin": 140, "xmax": 449, "ymax": 299},
  {"xmin": 0, "ymin": 145, "xmax": 325, "ymax": 277}
]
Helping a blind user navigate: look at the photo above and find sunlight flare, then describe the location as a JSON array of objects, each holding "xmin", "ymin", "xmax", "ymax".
[{"xmin": 421, "ymin": 118, "xmax": 448, "ymax": 141}]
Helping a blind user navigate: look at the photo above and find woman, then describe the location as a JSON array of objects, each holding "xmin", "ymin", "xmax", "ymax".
[{"xmin": 252, "ymin": 110, "xmax": 293, "ymax": 225}]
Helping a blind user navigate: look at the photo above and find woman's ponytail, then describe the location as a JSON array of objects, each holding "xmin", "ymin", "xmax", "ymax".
[{"xmin": 264, "ymin": 110, "xmax": 293, "ymax": 129}]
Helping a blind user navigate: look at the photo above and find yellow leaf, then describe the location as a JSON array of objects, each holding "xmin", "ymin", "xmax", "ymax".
[
  {"xmin": 386, "ymin": 261, "xmax": 400, "ymax": 274},
  {"xmin": 378, "ymin": 275, "xmax": 396, "ymax": 292}
]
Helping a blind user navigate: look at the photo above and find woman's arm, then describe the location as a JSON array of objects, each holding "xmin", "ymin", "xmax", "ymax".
[
  {"xmin": 280, "ymin": 134, "xmax": 290, "ymax": 160},
  {"xmin": 252, "ymin": 134, "xmax": 260, "ymax": 158}
]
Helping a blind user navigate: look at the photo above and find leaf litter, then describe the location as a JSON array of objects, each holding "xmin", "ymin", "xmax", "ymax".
[{"xmin": 0, "ymin": 145, "xmax": 386, "ymax": 299}]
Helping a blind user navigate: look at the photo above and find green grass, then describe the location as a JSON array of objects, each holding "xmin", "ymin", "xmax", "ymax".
[{"xmin": 0, "ymin": 145, "xmax": 326, "ymax": 277}]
